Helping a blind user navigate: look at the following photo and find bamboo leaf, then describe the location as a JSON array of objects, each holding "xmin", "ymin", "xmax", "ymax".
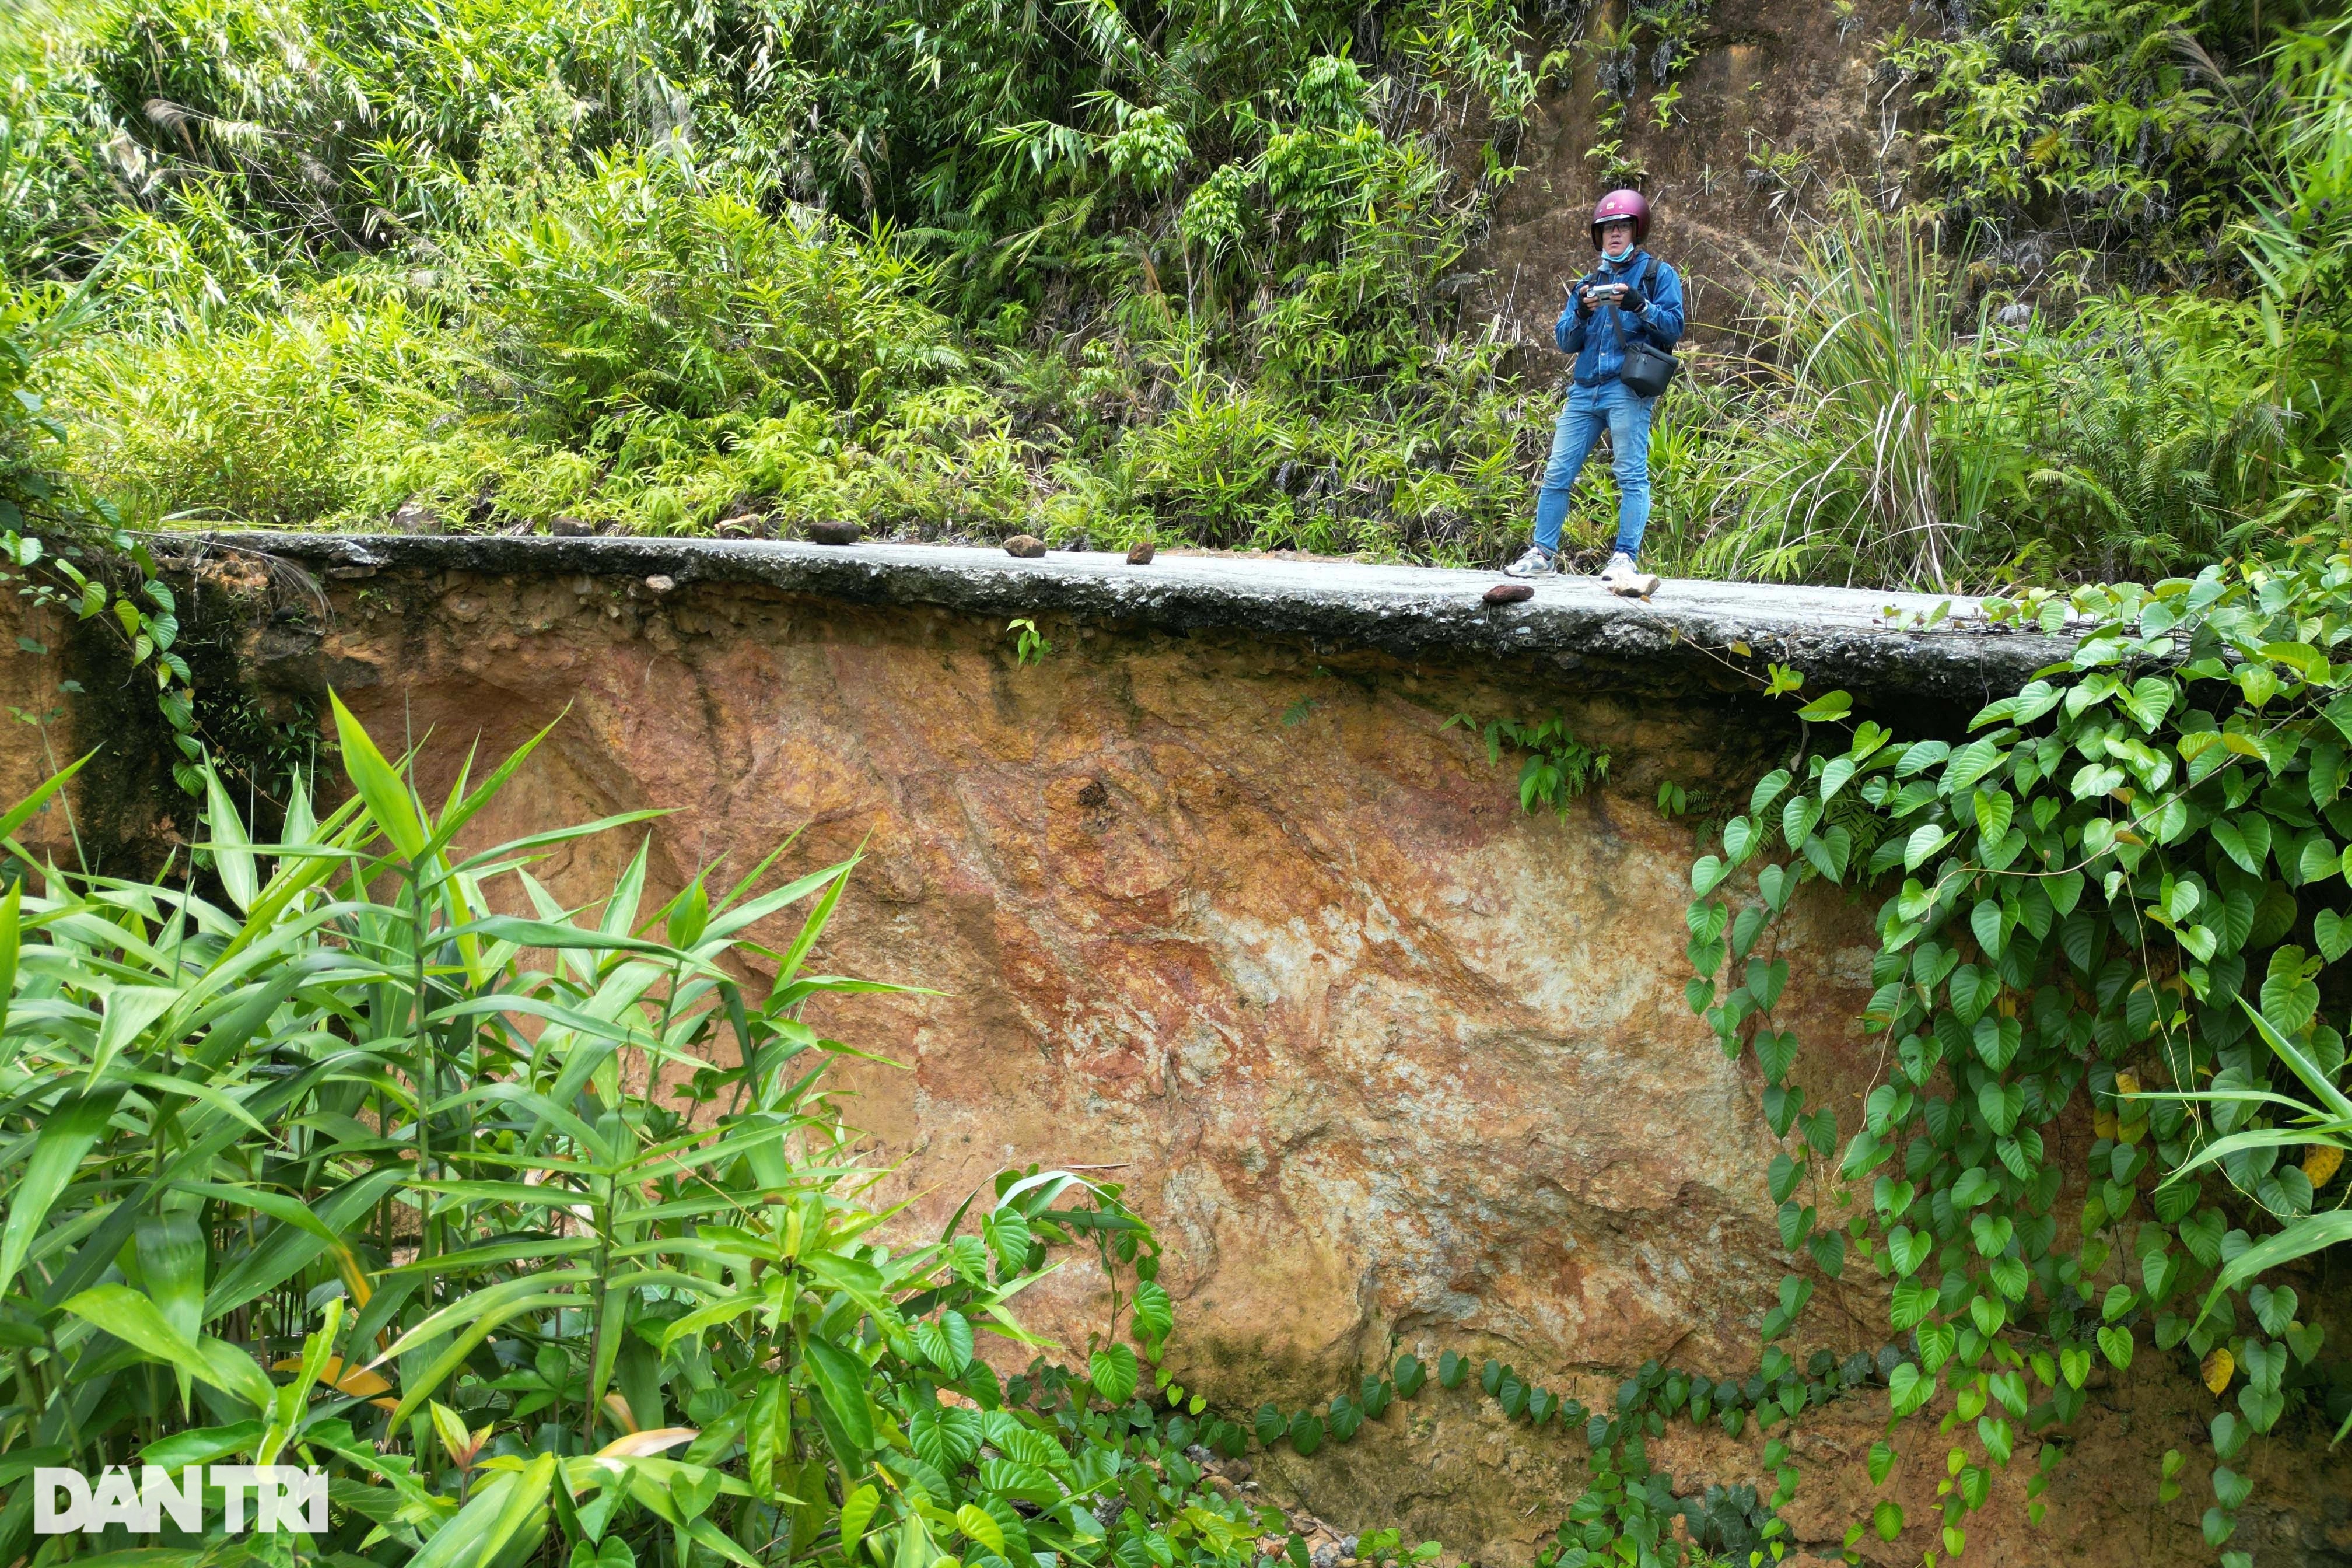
[
  {"xmin": 330, "ymin": 691, "xmax": 426, "ymax": 860},
  {"xmin": 0, "ymin": 1088, "xmax": 121, "ymax": 1299}
]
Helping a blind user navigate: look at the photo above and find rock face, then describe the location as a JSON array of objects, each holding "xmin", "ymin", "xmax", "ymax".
[
  {"xmin": 4, "ymin": 538, "xmax": 2345, "ymax": 1568},
  {"xmin": 1465, "ymin": 0, "xmax": 1918, "ymax": 355}
]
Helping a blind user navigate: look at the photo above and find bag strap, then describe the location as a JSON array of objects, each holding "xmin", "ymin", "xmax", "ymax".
[{"xmin": 1604, "ymin": 254, "xmax": 1659, "ymax": 354}]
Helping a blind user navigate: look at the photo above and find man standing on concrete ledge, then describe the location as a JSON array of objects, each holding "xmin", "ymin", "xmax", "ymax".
[{"xmin": 1504, "ymin": 189, "xmax": 1684, "ymax": 594}]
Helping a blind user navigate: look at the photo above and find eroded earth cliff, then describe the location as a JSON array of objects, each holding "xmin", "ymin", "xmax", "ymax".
[{"xmin": 4, "ymin": 538, "xmax": 2346, "ymax": 1567}]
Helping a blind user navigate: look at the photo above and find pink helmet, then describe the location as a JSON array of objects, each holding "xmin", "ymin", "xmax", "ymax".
[{"xmin": 1590, "ymin": 188, "xmax": 1651, "ymax": 249}]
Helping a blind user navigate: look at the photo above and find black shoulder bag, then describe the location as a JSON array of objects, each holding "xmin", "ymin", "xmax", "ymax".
[{"xmin": 1605, "ymin": 256, "xmax": 1679, "ymax": 399}]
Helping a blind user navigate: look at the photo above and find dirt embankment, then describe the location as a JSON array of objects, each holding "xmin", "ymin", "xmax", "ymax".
[
  {"xmin": 1462, "ymin": 0, "xmax": 1919, "ymax": 357},
  {"xmin": 4, "ymin": 536, "xmax": 2345, "ymax": 1567}
]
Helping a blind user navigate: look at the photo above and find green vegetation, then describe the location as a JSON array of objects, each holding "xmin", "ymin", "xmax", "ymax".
[
  {"xmin": 0, "ymin": 291, "xmax": 201, "ymax": 789},
  {"xmin": 1662, "ymin": 549, "xmax": 2352, "ymax": 1564},
  {"xmin": 0, "ymin": 702, "xmax": 1317, "ymax": 1568},
  {"xmin": 0, "ymin": 0, "xmax": 2343, "ymax": 586},
  {"xmin": 1442, "ymin": 713, "xmax": 1609, "ymax": 818},
  {"xmin": 10, "ymin": 0, "xmax": 2352, "ymax": 1564},
  {"xmin": 0, "ymin": 0, "xmax": 1544, "ymax": 558}
]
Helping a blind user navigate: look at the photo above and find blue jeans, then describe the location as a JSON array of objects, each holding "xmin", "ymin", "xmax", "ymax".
[{"xmin": 1532, "ymin": 379, "xmax": 1654, "ymax": 559}]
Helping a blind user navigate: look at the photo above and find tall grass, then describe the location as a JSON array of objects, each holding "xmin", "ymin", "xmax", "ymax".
[
  {"xmin": 1726, "ymin": 204, "xmax": 2004, "ymax": 590},
  {"xmin": 1639, "ymin": 187, "xmax": 2352, "ymax": 591}
]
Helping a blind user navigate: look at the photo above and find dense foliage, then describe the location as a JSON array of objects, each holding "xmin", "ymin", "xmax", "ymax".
[
  {"xmin": 1661, "ymin": 550, "xmax": 2352, "ymax": 1564},
  {"xmin": 0, "ymin": 287, "xmax": 201, "ymax": 790},
  {"xmin": 0, "ymin": 702, "xmax": 1320, "ymax": 1568},
  {"xmin": 0, "ymin": 0, "xmax": 2344, "ymax": 585}
]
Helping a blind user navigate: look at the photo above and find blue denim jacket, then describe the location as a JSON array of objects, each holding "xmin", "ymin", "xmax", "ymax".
[{"xmin": 1555, "ymin": 249, "xmax": 1686, "ymax": 388}]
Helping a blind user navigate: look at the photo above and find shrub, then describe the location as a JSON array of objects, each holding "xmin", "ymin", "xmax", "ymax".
[{"xmin": 0, "ymin": 698, "xmax": 1261, "ymax": 1568}]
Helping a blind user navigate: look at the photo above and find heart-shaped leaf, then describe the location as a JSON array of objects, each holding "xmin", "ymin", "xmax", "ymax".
[
  {"xmin": 1978, "ymin": 1078, "xmax": 2025, "ymax": 1133},
  {"xmin": 1974, "ymin": 1014, "xmax": 2022, "ymax": 1070},
  {"xmin": 1971, "ymin": 898, "xmax": 2006, "ymax": 957},
  {"xmin": 1970, "ymin": 1212, "xmax": 2015, "ymax": 1256},
  {"xmin": 2237, "ymin": 1384, "xmax": 2283, "ymax": 1433},
  {"xmin": 1906, "ymin": 824, "xmax": 1954, "ymax": 870},
  {"xmin": 2096, "ymin": 1325, "xmax": 2133, "ymax": 1371},
  {"xmin": 2141, "ymin": 1248, "xmax": 2177, "ymax": 1303},
  {"xmin": 915, "ymin": 1310, "xmax": 974, "ymax": 1373},
  {"xmin": 2059, "ymin": 1346, "xmax": 2090, "ymax": 1389},
  {"xmin": 2317, "ymin": 910, "xmax": 2352, "ymax": 963},
  {"xmin": 2248, "ymin": 1284, "xmax": 2297, "ymax": 1338},
  {"xmin": 1973, "ymin": 789, "xmax": 2014, "ymax": 844},
  {"xmin": 1889, "ymin": 1227, "xmax": 1931, "ymax": 1278},
  {"xmin": 1947, "ymin": 964, "xmax": 1993, "ymax": 1024},
  {"xmin": 1802, "ymin": 691, "xmax": 1856, "ymax": 724},
  {"xmin": 1090, "ymin": 1343, "xmax": 1139, "ymax": 1404},
  {"xmin": 2298, "ymin": 833, "xmax": 2340, "ymax": 884},
  {"xmin": 1889, "ymin": 1362, "xmax": 1927, "ymax": 1416},
  {"xmin": 2239, "ymin": 1339, "xmax": 2286, "ymax": 1394},
  {"xmin": 2046, "ymin": 868, "xmax": 2084, "ymax": 914},
  {"xmin": 2260, "ymin": 950, "xmax": 2320, "ymax": 1036},
  {"xmin": 1975, "ymin": 1415, "xmax": 2013, "ymax": 1467},
  {"xmin": 2124, "ymin": 676, "xmax": 2176, "ymax": 732},
  {"xmin": 2179, "ymin": 1207, "xmax": 2225, "ymax": 1266}
]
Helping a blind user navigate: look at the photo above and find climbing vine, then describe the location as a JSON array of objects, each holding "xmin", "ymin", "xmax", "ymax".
[
  {"xmin": 1678, "ymin": 545, "xmax": 2352, "ymax": 1562},
  {"xmin": 1, "ymin": 292, "xmax": 201, "ymax": 799},
  {"xmin": 1411, "ymin": 552, "xmax": 2352, "ymax": 1566}
]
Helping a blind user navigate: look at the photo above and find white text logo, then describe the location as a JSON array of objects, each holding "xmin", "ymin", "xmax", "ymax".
[{"xmin": 33, "ymin": 1466, "xmax": 328, "ymax": 1535}]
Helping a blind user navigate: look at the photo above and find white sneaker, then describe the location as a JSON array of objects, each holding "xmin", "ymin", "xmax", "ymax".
[
  {"xmin": 1601, "ymin": 551, "xmax": 1661, "ymax": 597},
  {"xmin": 1503, "ymin": 544, "xmax": 1559, "ymax": 578}
]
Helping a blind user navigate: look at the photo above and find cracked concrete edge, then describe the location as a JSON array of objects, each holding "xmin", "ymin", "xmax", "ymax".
[{"xmin": 192, "ymin": 532, "xmax": 2074, "ymax": 706}]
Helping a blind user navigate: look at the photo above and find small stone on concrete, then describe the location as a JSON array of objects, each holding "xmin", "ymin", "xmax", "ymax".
[
  {"xmin": 545, "ymin": 516, "xmax": 594, "ymax": 537},
  {"xmin": 1005, "ymin": 534, "xmax": 1046, "ymax": 558},
  {"xmin": 391, "ymin": 501, "xmax": 442, "ymax": 534},
  {"xmin": 808, "ymin": 520, "xmax": 862, "ymax": 545},
  {"xmin": 1483, "ymin": 582, "xmax": 1534, "ymax": 604},
  {"xmin": 1127, "ymin": 540, "xmax": 1157, "ymax": 565}
]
